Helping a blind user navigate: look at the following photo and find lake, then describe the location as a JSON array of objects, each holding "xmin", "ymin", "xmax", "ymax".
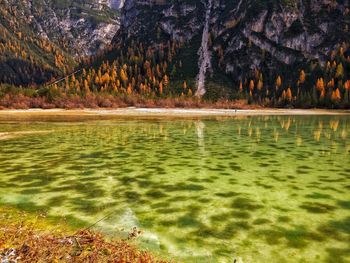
[{"xmin": 0, "ymin": 115, "xmax": 349, "ymax": 262}]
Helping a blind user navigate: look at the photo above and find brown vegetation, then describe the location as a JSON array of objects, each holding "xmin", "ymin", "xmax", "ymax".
[
  {"xmin": 0, "ymin": 93, "xmax": 261, "ymax": 110},
  {"xmin": 0, "ymin": 208, "xmax": 168, "ymax": 263},
  {"xmin": 0, "ymin": 227, "xmax": 166, "ymax": 262}
]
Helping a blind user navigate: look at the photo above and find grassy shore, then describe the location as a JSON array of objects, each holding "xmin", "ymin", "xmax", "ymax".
[{"xmin": 0, "ymin": 207, "xmax": 168, "ymax": 262}]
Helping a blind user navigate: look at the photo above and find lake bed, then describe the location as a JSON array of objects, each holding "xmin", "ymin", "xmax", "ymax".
[{"xmin": 0, "ymin": 113, "xmax": 349, "ymax": 262}]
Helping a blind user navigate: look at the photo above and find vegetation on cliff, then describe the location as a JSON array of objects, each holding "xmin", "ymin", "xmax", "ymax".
[{"xmin": 0, "ymin": 0, "xmax": 349, "ymax": 109}]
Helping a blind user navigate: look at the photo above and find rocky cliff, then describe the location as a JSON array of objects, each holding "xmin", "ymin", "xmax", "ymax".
[
  {"xmin": 0, "ymin": 0, "xmax": 121, "ymax": 85},
  {"xmin": 212, "ymin": 0, "xmax": 349, "ymax": 79},
  {"xmin": 118, "ymin": 0, "xmax": 350, "ymax": 96},
  {"xmin": 3, "ymin": 0, "xmax": 120, "ymax": 56}
]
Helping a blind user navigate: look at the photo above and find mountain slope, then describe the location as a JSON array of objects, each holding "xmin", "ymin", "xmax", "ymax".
[
  {"xmin": 40, "ymin": 0, "xmax": 348, "ymax": 108},
  {"xmin": 117, "ymin": 0, "xmax": 350, "ymax": 99},
  {"xmin": 1, "ymin": 0, "xmax": 349, "ymax": 109},
  {"xmin": 0, "ymin": 0, "xmax": 120, "ymax": 85}
]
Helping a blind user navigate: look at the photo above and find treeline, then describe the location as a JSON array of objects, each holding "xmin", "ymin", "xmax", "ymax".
[
  {"xmin": 51, "ymin": 39, "xmax": 350, "ymax": 109},
  {"xmin": 0, "ymin": 34, "xmax": 349, "ymax": 109},
  {"xmin": 238, "ymin": 43, "xmax": 350, "ymax": 108},
  {"xmin": 51, "ymin": 40, "xmax": 193, "ymax": 98}
]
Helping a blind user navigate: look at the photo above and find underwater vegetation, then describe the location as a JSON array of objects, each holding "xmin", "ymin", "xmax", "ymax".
[{"xmin": 0, "ymin": 115, "xmax": 349, "ymax": 262}]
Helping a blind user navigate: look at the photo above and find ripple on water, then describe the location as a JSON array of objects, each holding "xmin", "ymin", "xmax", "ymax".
[
  {"xmin": 0, "ymin": 116, "xmax": 349, "ymax": 262},
  {"xmin": 231, "ymin": 197, "xmax": 264, "ymax": 211},
  {"xmin": 300, "ymin": 202, "xmax": 337, "ymax": 214}
]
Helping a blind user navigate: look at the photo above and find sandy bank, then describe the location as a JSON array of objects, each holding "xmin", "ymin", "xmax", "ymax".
[{"xmin": 0, "ymin": 108, "xmax": 349, "ymax": 121}]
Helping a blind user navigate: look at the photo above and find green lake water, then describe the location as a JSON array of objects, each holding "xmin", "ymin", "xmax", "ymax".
[{"xmin": 0, "ymin": 115, "xmax": 349, "ymax": 262}]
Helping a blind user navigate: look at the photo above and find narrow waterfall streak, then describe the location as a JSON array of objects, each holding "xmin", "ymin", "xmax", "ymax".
[
  {"xmin": 196, "ymin": 0, "xmax": 213, "ymax": 97},
  {"xmin": 235, "ymin": 0, "xmax": 243, "ymax": 16},
  {"xmin": 118, "ymin": 0, "xmax": 125, "ymax": 9}
]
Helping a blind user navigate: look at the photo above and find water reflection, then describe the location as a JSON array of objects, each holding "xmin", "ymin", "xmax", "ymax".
[{"xmin": 0, "ymin": 115, "xmax": 349, "ymax": 262}]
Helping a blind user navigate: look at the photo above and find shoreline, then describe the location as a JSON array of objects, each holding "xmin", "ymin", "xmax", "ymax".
[
  {"xmin": 0, "ymin": 206, "xmax": 167, "ymax": 263},
  {"xmin": 0, "ymin": 108, "xmax": 349, "ymax": 119}
]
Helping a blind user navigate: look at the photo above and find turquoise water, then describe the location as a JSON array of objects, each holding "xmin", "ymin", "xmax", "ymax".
[{"xmin": 0, "ymin": 115, "xmax": 349, "ymax": 262}]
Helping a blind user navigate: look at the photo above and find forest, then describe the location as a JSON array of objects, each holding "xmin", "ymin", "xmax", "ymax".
[
  {"xmin": 1, "ymin": 38, "xmax": 349, "ymax": 109},
  {"xmin": 0, "ymin": 0, "xmax": 349, "ymax": 109}
]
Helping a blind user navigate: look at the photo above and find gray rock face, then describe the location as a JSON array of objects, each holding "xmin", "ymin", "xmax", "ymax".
[
  {"xmin": 118, "ymin": 0, "xmax": 349, "ymax": 82},
  {"xmin": 119, "ymin": 0, "xmax": 205, "ymax": 40},
  {"xmin": 100, "ymin": 0, "xmax": 124, "ymax": 9},
  {"xmin": 212, "ymin": 0, "xmax": 346, "ymax": 77},
  {"xmin": 2, "ymin": 0, "xmax": 120, "ymax": 56}
]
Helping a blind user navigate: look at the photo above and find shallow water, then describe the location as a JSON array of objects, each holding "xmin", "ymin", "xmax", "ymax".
[{"xmin": 0, "ymin": 115, "xmax": 349, "ymax": 262}]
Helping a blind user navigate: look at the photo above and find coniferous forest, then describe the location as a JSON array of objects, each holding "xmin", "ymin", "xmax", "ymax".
[
  {"xmin": 1, "ymin": 1, "xmax": 350, "ymax": 263},
  {"xmin": 0, "ymin": 0, "xmax": 349, "ymax": 108}
]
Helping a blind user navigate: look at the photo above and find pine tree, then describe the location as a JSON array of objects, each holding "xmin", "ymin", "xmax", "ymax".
[
  {"xmin": 286, "ymin": 87, "xmax": 292, "ymax": 102},
  {"xmin": 84, "ymin": 79, "xmax": 90, "ymax": 94},
  {"xmin": 159, "ymin": 81, "xmax": 163, "ymax": 95},
  {"xmin": 239, "ymin": 80, "xmax": 243, "ymax": 93},
  {"xmin": 276, "ymin": 76, "xmax": 282, "ymax": 90},
  {"xmin": 127, "ymin": 83, "xmax": 132, "ymax": 94},
  {"xmin": 331, "ymin": 88, "xmax": 341, "ymax": 102},
  {"xmin": 335, "ymin": 63, "xmax": 344, "ymax": 79},
  {"xmin": 249, "ymin": 80, "xmax": 255, "ymax": 92},
  {"xmin": 163, "ymin": 75, "xmax": 169, "ymax": 87},
  {"xmin": 320, "ymin": 88, "xmax": 325, "ymax": 101},
  {"xmin": 316, "ymin": 78, "xmax": 325, "ymax": 90},
  {"xmin": 299, "ymin": 70, "xmax": 306, "ymax": 84},
  {"xmin": 257, "ymin": 79, "xmax": 263, "ymax": 91}
]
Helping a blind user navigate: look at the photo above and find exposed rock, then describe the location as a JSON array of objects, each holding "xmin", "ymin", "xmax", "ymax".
[
  {"xmin": 117, "ymin": 0, "xmax": 349, "ymax": 85},
  {"xmin": 2, "ymin": 0, "xmax": 121, "ymax": 56}
]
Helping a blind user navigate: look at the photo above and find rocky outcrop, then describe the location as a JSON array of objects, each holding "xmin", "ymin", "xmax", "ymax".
[
  {"xmin": 212, "ymin": 0, "xmax": 349, "ymax": 79},
  {"xmin": 100, "ymin": 0, "xmax": 125, "ymax": 9},
  {"xmin": 0, "ymin": 0, "xmax": 121, "ymax": 85},
  {"xmin": 117, "ymin": 0, "xmax": 349, "ymax": 86},
  {"xmin": 119, "ymin": 0, "xmax": 205, "ymax": 41},
  {"xmin": 2, "ymin": 0, "xmax": 121, "ymax": 56}
]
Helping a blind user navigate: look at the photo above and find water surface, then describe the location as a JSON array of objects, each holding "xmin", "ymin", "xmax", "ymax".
[{"xmin": 0, "ymin": 115, "xmax": 349, "ymax": 262}]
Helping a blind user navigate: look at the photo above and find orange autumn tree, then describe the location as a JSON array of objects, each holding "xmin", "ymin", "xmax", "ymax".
[
  {"xmin": 276, "ymin": 76, "xmax": 282, "ymax": 90},
  {"xmin": 331, "ymin": 88, "xmax": 341, "ymax": 102}
]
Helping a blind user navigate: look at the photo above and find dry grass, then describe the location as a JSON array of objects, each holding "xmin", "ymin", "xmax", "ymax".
[
  {"xmin": 0, "ymin": 227, "xmax": 167, "ymax": 263},
  {"xmin": 0, "ymin": 208, "xmax": 169, "ymax": 263},
  {"xmin": 0, "ymin": 93, "xmax": 261, "ymax": 110}
]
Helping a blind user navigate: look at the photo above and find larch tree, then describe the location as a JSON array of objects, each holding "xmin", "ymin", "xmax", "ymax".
[
  {"xmin": 239, "ymin": 80, "xmax": 243, "ymax": 93},
  {"xmin": 163, "ymin": 75, "xmax": 169, "ymax": 87},
  {"xmin": 276, "ymin": 75, "xmax": 282, "ymax": 92},
  {"xmin": 286, "ymin": 87, "xmax": 293, "ymax": 102},
  {"xmin": 257, "ymin": 79, "xmax": 263, "ymax": 91},
  {"xmin": 159, "ymin": 81, "xmax": 163, "ymax": 95},
  {"xmin": 84, "ymin": 79, "xmax": 90, "ymax": 94},
  {"xmin": 299, "ymin": 70, "xmax": 306, "ymax": 84},
  {"xmin": 249, "ymin": 80, "xmax": 255, "ymax": 92},
  {"xmin": 335, "ymin": 63, "xmax": 344, "ymax": 79}
]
